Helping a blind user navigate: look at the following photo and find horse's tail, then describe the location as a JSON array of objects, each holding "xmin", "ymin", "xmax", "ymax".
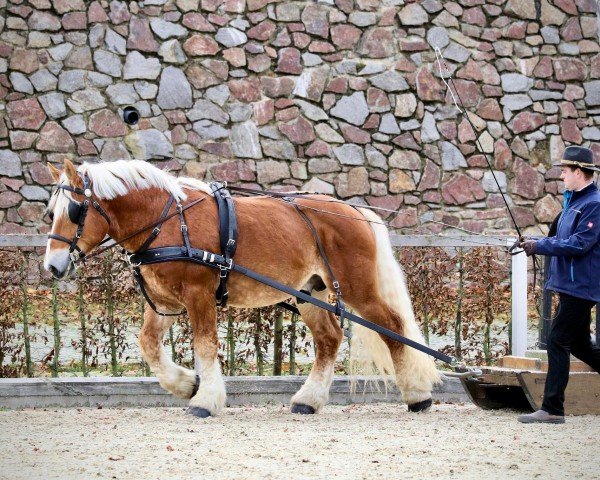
[{"xmin": 350, "ymin": 208, "xmax": 440, "ymax": 395}]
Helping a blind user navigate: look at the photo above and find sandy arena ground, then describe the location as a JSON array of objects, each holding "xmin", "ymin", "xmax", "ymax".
[{"xmin": 0, "ymin": 402, "xmax": 597, "ymax": 480}]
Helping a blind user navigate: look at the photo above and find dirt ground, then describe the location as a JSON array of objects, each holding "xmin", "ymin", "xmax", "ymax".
[{"xmin": 0, "ymin": 402, "xmax": 597, "ymax": 480}]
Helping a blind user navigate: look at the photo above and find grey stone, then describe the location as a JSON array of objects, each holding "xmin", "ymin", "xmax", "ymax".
[
  {"xmin": 330, "ymin": 92, "xmax": 369, "ymax": 127},
  {"xmin": 28, "ymin": 32, "xmax": 52, "ymax": 48},
  {"xmin": 0, "ymin": 150, "xmax": 23, "ymax": 177},
  {"xmin": 370, "ymin": 71, "xmax": 409, "ymax": 92},
  {"xmin": 261, "ymin": 139, "xmax": 296, "ymax": 160},
  {"xmin": 293, "ymin": 66, "xmax": 329, "ymax": 101},
  {"xmin": 0, "ymin": 59, "xmax": 7, "ymax": 74},
  {"xmin": 335, "ymin": 61, "xmax": 358, "ymax": 75},
  {"xmin": 125, "ymin": 129, "xmax": 173, "ymax": 160},
  {"xmin": 501, "ymin": 73, "xmax": 533, "ymax": 93},
  {"xmin": 9, "ymin": 72, "xmax": 33, "ymax": 94},
  {"xmin": 67, "ymin": 89, "xmax": 107, "ymax": 113},
  {"xmin": 30, "ymin": 70, "xmax": 57, "ymax": 92},
  {"xmin": 89, "ymin": 24, "xmax": 106, "ymax": 49},
  {"xmin": 258, "ymin": 126, "xmax": 282, "ymax": 140},
  {"xmin": 58, "ymin": 70, "xmax": 86, "ymax": 93},
  {"xmin": 398, "ymin": 3, "xmax": 429, "ymax": 25},
  {"xmin": 427, "ymin": 26, "xmax": 449, "ymax": 49},
  {"xmin": 230, "ymin": 19, "xmax": 250, "ymax": 31},
  {"xmin": 28, "ymin": 11, "xmax": 61, "ymax": 31},
  {"xmin": 257, "ymin": 160, "xmax": 290, "ymax": 184},
  {"xmin": 48, "ymin": 43, "xmax": 73, "ymax": 62},
  {"xmin": 379, "ymin": 113, "xmax": 400, "ymax": 134},
  {"xmin": 105, "ymin": 28, "xmax": 127, "ymax": 55},
  {"xmin": 131, "ymin": 101, "xmax": 152, "ymax": 119},
  {"xmin": 150, "ymin": 19, "xmax": 188, "ymax": 39},
  {"xmin": 193, "ymin": 120, "xmax": 229, "ymax": 140},
  {"xmin": 582, "ymin": 127, "xmax": 600, "ymax": 141},
  {"xmin": 540, "ymin": 26, "xmax": 559, "ymax": 44},
  {"xmin": 20, "ymin": 185, "xmax": 49, "ymax": 201},
  {"xmin": 205, "ymin": 85, "xmax": 230, "ymax": 106},
  {"xmin": 302, "ymin": 53, "xmax": 322, "ymax": 67},
  {"xmin": 584, "ymin": 81, "xmax": 600, "ymax": 106},
  {"xmin": 444, "ymin": 42, "xmax": 470, "ymax": 63},
  {"xmin": 39, "ymin": 92, "xmax": 67, "ymax": 119},
  {"xmin": 175, "ymin": 144, "xmax": 198, "ymax": 161},
  {"xmin": 157, "ymin": 67, "xmax": 192, "ymax": 109},
  {"xmin": 61, "ymin": 115, "xmax": 87, "ymax": 135},
  {"xmin": 315, "ymin": 123, "xmax": 344, "ymax": 143},
  {"xmin": 159, "ymin": 39, "xmax": 187, "ymax": 64},
  {"xmin": 106, "ymin": 83, "xmax": 139, "ymax": 105},
  {"xmin": 529, "ymin": 90, "xmax": 562, "ymax": 101},
  {"xmin": 215, "ymin": 28, "xmax": 247, "ymax": 48},
  {"xmin": 187, "ymin": 99, "xmax": 229, "ymax": 124},
  {"xmin": 482, "ymin": 171, "xmax": 507, "ymax": 193},
  {"xmin": 231, "ymin": 121, "xmax": 262, "ymax": 159},
  {"xmin": 228, "ymin": 103, "xmax": 252, "ymax": 123},
  {"xmin": 123, "ymin": 51, "xmax": 161, "ymax": 80},
  {"xmin": 399, "ymin": 119, "xmax": 420, "ymax": 130},
  {"xmin": 500, "ymin": 94, "xmax": 533, "ymax": 111},
  {"xmin": 134, "ymin": 81, "xmax": 158, "ymax": 100},
  {"xmin": 357, "ymin": 63, "xmax": 387, "ymax": 76},
  {"xmin": 302, "ymin": 177, "xmax": 334, "ymax": 194},
  {"xmin": 99, "ymin": 140, "xmax": 131, "ymax": 161},
  {"xmin": 294, "ymin": 100, "xmax": 328, "ymax": 121},
  {"xmin": 348, "ymin": 12, "xmax": 377, "ymax": 27},
  {"xmin": 94, "ymin": 50, "xmax": 122, "ymax": 77},
  {"xmin": 87, "ymin": 72, "xmax": 113, "ymax": 88},
  {"xmin": 421, "ymin": 111, "xmax": 440, "ymax": 143},
  {"xmin": 558, "ymin": 43, "xmax": 579, "ymax": 55},
  {"xmin": 333, "ymin": 144, "xmax": 365, "ymax": 165},
  {"xmin": 441, "ymin": 141, "xmax": 467, "ymax": 170},
  {"xmin": 365, "ymin": 145, "xmax": 387, "ymax": 169},
  {"xmin": 276, "ymin": 3, "xmax": 301, "ymax": 22}
]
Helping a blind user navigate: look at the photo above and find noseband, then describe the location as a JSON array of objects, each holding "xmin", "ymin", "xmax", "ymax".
[{"xmin": 47, "ymin": 174, "xmax": 111, "ymax": 262}]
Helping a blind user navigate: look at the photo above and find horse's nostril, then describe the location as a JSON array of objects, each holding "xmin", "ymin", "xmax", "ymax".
[{"xmin": 49, "ymin": 265, "xmax": 62, "ymax": 278}]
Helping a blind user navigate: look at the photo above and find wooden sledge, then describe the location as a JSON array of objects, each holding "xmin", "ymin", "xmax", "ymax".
[{"xmin": 461, "ymin": 353, "xmax": 600, "ymax": 414}]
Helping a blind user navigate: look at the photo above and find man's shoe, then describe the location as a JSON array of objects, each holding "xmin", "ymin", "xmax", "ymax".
[{"xmin": 517, "ymin": 409, "xmax": 565, "ymax": 424}]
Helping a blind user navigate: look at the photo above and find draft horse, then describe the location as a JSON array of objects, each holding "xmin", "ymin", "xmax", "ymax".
[{"xmin": 44, "ymin": 159, "xmax": 440, "ymax": 417}]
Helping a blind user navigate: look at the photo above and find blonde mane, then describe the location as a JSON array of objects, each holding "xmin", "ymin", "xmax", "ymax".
[{"xmin": 78, "ymin": 160, "xmax": 213, "ymax": 201}]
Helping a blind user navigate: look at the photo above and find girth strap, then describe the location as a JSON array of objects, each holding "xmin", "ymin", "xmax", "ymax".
[{"xmin": 210, "ymin": 182, "xmax": 238, "ymax": 306}]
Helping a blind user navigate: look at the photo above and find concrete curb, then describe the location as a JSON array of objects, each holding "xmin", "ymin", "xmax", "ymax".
[{"xmin": 0, "ymin": 374, "xmax": 467, "ymax": 409}]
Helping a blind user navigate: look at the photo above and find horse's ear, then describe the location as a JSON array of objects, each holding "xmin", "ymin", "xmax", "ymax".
[
  {"xmin": 47, "ymin": 163, "xmax": 61, "ymax": 183},
  {"xmin": 63, "ymin": 158, "xmax": 82, "ymax": 188}
]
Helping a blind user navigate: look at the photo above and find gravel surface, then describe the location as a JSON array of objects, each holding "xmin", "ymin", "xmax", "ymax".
[{"xmin": 1, "ymin": 403, "xmax": 597, "ymax": 479}]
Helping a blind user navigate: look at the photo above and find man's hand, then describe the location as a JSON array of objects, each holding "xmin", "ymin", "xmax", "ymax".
[{"xmin": 519, "ymin": 240, "xmax": 537, "ymax": 256}]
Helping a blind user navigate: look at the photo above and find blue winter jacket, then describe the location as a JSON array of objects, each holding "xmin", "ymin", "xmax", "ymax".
[{"xmin": 535, "ymin": 183, "xmax": 600, "ymax": 302}]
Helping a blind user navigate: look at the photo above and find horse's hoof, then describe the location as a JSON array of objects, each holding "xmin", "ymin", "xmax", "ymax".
[
  {"xmin": 291, "ymin": 403, "xmax": 316, "ymax": 415},
  {"xmin": 407, "ymin": 398, "xmax": 432, "ymax": 413},
  {"xmin": 186, "ymin": 407, "xmax": 212, "ymax": 418}
]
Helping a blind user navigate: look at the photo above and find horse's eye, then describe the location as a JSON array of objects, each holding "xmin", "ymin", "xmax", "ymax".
[{"xmin": 47, "ymin": 210, "xmax": 54, "ymax": 221}]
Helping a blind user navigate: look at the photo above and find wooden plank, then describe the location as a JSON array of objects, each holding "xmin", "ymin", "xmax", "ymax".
[
  {"xmin": 0, "ymin": 234, "xmax": 47, "ymax": 247},
  {"xmin": 390, "ymin": 234, "xmax": 511, "ymax": 248},
  {"xmin": 517, "ymin": 372, "xmax": 600, "ymax": 415},
  {"xmin": 499, "ymin": 356, "xmax": 542, "ymax": 370}
]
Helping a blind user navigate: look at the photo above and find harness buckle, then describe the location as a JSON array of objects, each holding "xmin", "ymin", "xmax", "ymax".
[
  {"xmin": 181, "ymin": 224, "xmax": 188, "ymax": 233},
  {"xmin": 219, "ymin": 258, "xmax": 233, "ymax": 276},
  {"xmin": 152, "ymin": 226, "xmax": 161, "ymax": 236},
  {"xmin": 332, "ymin": 281, "xmax": 340, "ymax": 290},
  {"xmin": 227, "ymin": 238, "xmax": 235, "ymax": 247}
]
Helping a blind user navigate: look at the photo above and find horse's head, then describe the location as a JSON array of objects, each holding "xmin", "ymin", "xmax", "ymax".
[{"xmin": 44, "ymin": 159, "xmax": 111, "ymax": 279}]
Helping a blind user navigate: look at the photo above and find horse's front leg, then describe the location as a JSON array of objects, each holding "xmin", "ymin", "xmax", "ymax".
[
  {"xmin": 139, "ymin": 305, "xmax": 198, "ymax": 399},
  {"xmin": 185, "ymin": 291, "xmax": 226, "ymax": 418}
]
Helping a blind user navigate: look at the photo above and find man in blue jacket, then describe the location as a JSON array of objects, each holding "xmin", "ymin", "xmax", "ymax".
[{"xmin": 517, "ymin": 146, "xmax": 600, "ymax": 424}]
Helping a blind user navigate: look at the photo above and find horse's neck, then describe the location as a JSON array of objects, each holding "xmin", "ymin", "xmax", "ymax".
[{"xmin": 106, "ymin": 188, "xmax": 173, "ymax": 252}]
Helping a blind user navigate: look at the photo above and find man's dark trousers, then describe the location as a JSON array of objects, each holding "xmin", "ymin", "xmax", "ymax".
[{"xmin": 542, "ymin": 293, "xmax": 600, "ymax": 415}]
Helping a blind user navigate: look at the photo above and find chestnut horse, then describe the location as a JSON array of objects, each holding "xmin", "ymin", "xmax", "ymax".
[{"xmin": 44, "ymin": 159, "xmax": 440, "ymax": 417}]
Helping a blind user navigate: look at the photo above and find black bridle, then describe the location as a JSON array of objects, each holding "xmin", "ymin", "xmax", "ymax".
[{"xmin": 47, "ymin": 174, "xmax": 111, "ymax": 262}]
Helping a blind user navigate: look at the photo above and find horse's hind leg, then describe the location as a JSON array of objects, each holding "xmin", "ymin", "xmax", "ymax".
[
  {"xmin": 353, "ymin": 299, "xmax": 440, "ymax": 412},
  {"xmin": 291, "ymin": 300, "xmax": 343, "ymax": 414},
  {"xmin": 139, "ymin": 305, "xmax": 198, "ymax": 399}
]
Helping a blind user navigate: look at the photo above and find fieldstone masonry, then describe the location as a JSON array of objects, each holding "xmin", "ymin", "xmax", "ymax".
[{"xmin": 0, "ymin": 0, "xmax": 599, "ymax": 236}]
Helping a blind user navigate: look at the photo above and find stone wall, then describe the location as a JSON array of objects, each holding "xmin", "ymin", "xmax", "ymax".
[{"xmin": 0, "ymin": 0, "xmax": 599, "ymax": 236}]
